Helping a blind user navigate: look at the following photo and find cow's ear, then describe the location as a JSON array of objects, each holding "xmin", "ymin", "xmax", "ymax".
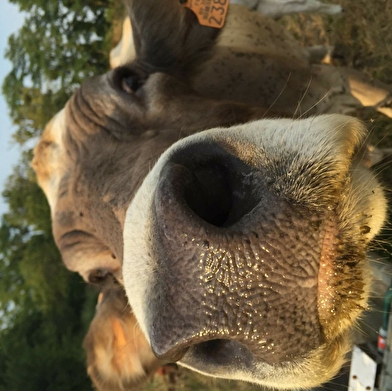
[
  {"xmin": 124, "ymin": 0, "xmax": 221, "ymax": 75},
  {"xmin": 84, "ymin": 286, "xmax": 162, "ymax": 390}
]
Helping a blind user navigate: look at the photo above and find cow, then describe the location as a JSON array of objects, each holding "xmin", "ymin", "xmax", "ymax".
[{"xmin": 32, "ymin": 0, "xmax": 388, "ymax": 389}]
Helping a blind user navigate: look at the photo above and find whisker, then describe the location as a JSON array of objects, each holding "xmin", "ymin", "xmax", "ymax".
[
  {"xmin": 370, "ymin": 125, "xmax": 392, "ymax": 150},
  {"xmin": 298, "ymin": 86, "xmax": 336, "ymax": 119},
  {"xmin": 263, "ymin": 72, "xmax": 292, "ymax": 118},
  {"xmin": 293, "ymin": 75, "xmax": 313, "ymax": 118}
]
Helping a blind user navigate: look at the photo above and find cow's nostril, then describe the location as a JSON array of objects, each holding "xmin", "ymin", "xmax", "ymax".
[
  {"xmin": 153, "ymin": 337, "xmax": 254, "ymax": 368},
  {"xmin": 191, "ymin": 339, "xmax": 254, "ymax": 367},
  {"xmin": 183, "ymin": 164, "xmax": 233, "ymax": 226},
  {"xmin": 158, "ymin": 142, "xmax": 260, "ymax": 228},
  {"xmin": 192, "ymin": 339, "xmax": 234, "ymax": 361},
  {"xmin": 153, "ymin": 338, "xmax": 235, "ymax": 363}
]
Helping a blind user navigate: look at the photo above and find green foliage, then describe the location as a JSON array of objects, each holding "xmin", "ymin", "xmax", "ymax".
[
  {"xmin": 0, "ymin": 169, "xmax": 98, "ymax": 389},
  {"xmin": 0, "ymin": 152, "xmax": 97, "ymax": 390},
  {"xmin": 0, "ymin": 154, "xmax": 65, "ymax": 317},
  {"xmin": 2, "ymin": 0, "xmax": 111, "ymax": 145},
  {"xmin": 3, "ymin": 151, "xmax": 51, "ymax": 231},
  {"xmin": 0, "ymin": 275, "xmax": 95, "ymax": 391}
]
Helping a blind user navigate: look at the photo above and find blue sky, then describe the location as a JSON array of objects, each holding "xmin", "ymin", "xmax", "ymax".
[{"xmin": 0, "ymin": 1, "xmax": 25, "ymax": 216}]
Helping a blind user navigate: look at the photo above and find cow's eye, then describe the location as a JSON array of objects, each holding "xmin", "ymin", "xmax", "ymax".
[
  {"xmin": 111, "ymin": 66, "xmax": 145, "ymax": 94},
  {"xmin": 121, "ymin": 73, "xmax": 142, "ymax": 93}
]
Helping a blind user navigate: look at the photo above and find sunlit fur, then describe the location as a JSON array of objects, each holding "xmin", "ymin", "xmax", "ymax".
[
  {"xmin": 32, "ymin": 109, "xmax": 66, "ymax": 213},
  {"xmin": 84, "ymin": 284, "xmax": 162, "ymax": 391}
]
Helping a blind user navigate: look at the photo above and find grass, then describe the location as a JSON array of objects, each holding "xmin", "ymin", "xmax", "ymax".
[
  {"xmin": 280, "ymin": 0, "xmax": 392, "ymax": 84},
  {"xmin": 279, "ymin": 0, "xmax": 392, "ymax": 143}
]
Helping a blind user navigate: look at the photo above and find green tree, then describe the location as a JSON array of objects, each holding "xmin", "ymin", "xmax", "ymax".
[
  {"xmin": 2, "ymin": 0, "xmax": 111, "ymax": 144},
  {"xmin": 0, "ymin": 276, "xmax": 95, "ymax": 391},
  {"xmin": 0, "ymin": 156, "xmax": 97, "ymax": 389}
]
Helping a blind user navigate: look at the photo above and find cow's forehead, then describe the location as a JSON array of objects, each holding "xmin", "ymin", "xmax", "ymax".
[{"xmin": 32, "ymin": 108, "xmax": 66, "ymax": 213}]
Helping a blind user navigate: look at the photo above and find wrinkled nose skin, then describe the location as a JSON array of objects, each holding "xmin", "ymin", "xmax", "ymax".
[
  {"xmin": 151, "ymin": 141, "xmax": 326, "ymax": 365},
  {"xmin": 123, "ymin": 116, "xmax": 386, "ymax": 387}
]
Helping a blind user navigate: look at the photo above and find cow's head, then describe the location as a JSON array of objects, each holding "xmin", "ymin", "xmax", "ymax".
[{"xmin": 32, "ymin": 0, "xmax": 387, "ymax": 389}]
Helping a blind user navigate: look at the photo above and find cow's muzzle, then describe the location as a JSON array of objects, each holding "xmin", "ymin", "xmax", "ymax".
[
  {"xmin": 123, "ymin": 116, "xmax": 386, "ymax": 386},
  {"xmin": 149, "ymin": 141, "xmax": 331, "ymax": 365}
]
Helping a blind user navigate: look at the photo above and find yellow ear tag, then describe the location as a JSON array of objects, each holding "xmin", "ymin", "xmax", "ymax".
[{"xmin": 182, "ymin": 0, "xmax": 229, "ymax": 28}]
